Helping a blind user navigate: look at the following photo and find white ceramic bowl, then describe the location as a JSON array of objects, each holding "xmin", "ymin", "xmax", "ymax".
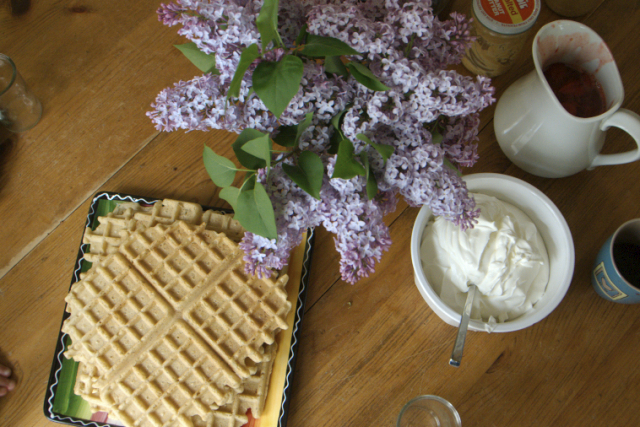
[{"xmin": 410, "ymin": 173, "xmax": 575, "ymax": 332}]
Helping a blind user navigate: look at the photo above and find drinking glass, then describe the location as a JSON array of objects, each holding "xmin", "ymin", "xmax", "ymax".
[
  {"xmin": 545, "ymin": 0, "xmax": 600, "ymax": 17},
  {"xmin": 0, "ymin": 54, "xmax": 42, "ymax": 132},
  {"xmin": 397, "ymin": 395, "xmax": 462, "ymax": 427}
]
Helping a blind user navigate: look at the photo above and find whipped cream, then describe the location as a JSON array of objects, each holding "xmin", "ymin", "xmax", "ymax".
[{"xmin": 420, "ymin": 193, "xmax": 549, "ymax": 328}]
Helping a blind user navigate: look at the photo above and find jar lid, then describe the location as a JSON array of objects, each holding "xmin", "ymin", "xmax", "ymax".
[{"xmin": 473, "ymin": 0, "xmax": 541, "ymax": 35}]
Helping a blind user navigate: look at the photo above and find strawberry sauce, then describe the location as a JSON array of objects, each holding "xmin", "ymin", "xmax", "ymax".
[{"xmin": 543, "ymin": 62, "xmax": 607, "ymax": 118}]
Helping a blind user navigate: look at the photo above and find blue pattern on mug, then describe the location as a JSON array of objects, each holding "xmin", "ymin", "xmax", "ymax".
[
  {"xmin": 593, "ymin": 261, "xmax": 627, "ymax": 301},
  {"xmin": 591, "ymin": 220, "xmax": 640, "ymax": 304}
]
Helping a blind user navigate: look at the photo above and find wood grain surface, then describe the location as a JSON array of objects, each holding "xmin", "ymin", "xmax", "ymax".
[{"xmin": 1, "ymin": 0, "xmax": 639, "ymax": 426}]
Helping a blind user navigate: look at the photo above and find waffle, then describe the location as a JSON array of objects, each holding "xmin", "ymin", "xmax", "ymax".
[
  {"xmin": 83, "ymin": 199, "xmax": 244, "ymax": 263},
  {"xmin": 74, "ymin": 343, "xmax": 277, "ymax": 427},
  {"xmin": 99, "ymin": 320, "xmax": 242, "ymax": 427},
  {"xmin": 62, "ymin": 252, "xmax": 240, "ymax": 413},
  {"xmin": 62, "ymin": 220, "xmax": 291, "ymax": 427},
  {"xmin": 192, "ymin": 343, "xmax": 277, "ymax": 427},
  {"xmin": 74, "ymin": 361, "xmax": 104, "ymax": 411}
]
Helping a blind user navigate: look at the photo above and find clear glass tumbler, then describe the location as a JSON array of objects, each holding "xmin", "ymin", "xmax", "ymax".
[
  {"xmin": 397, "ymin": 395, "xmax": 462, "ymax": 427},
  {"xmin": 545, "ymin": 0, "xmax": 600, "ymax": 17},
  {"xmin": 0, "ymin": 54, "xmax": 42, "ymax": 132}
]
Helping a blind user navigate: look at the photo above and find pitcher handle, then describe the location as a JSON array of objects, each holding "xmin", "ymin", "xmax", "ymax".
[{"xmin": 590, "ymin": 109, "xmax": 640, "ymax": 168}]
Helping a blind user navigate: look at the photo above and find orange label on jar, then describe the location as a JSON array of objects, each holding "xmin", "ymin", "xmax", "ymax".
[{"xmin": 480, "ymin": 0, "xmax": 535, "ymax": 25}]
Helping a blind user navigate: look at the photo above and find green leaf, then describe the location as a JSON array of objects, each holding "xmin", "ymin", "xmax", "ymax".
[
  {"xmin": 227, "ymin": 43, "xmax": 260, "ymax": 100},
  {"xmin": 324, "ymin": 56, "xmax": 349, "ymax": 78},
  {"xmin": 273, "ymin": 125, "xmax": 298, "ymax": 148},
  {"xmin": 359, "ymin": 152, "xmax": 378, "ymax": 200},
  {"xmin": 331, "ymin": 108, "xmax": 349, "ymax": 132},
  {"xmin": 300, "ymin": 35, "xmax": 361, "ymax": 57},
  {"xmin": 234, "ymin": 182, "xmax": 278, "ymax": 239},
  {"xmin": 219, "ymin": 186, "xmax": 241, "ymax": 209},
  {"xmin": 328, "ymin": 107, "xmax": 350, "ymax": 155},
  {"xmin": 296, "ymin": 112, "xmax": 313, "ymax": 140},
  {"xmin": 366, "ymin": 166, "xmax": 378, "ymax": 200},
  {"xmin": 253, "ymin": 55, "xmax": 304, "ymax": 118},
  {"xmin": 274, "ymin": 111, "xmax": 312, "ymax": 148},
  {"xmin": 329, "ymin": 130, "xmax": 342, "ymax": 155},
  {"xmin": 203, "ymin": 145, "xmax": 237, "ymax": 187},
  {"xmin": 282, "ymin": 150, "xmax": 324, "ymax": 199},
  {"xmin": 174, "ymin": 42, "xmax": 218, "ymax": 74},
  {"xmin": 444, "ymin": 157, "xmax": 462, "ymax": 176},
  {"xmin": 295, "ymin": 24, "xmax": 308, "ymax": 46},
  {"xmin": 256, "ymin": 0, "xmax": 283, "ymax": 50},
  {"xmin": 404, "ymin": 33, "xmax": 416, "ymax": 58},
  {"xmin": 356, "ymin": 133, "xmax": 394, "ymax": 161},
  {"xmin": 332, "ymin": 139, "xmax": 366, "ymax": 180},
  {"xmin": 233, "ymin": 128, "xmax": 270, "ymax": 170},
  {"xmin": 346, "ymin": 61, "xmax": 390, "ymax": 91},
  {"xmin": 431, "ymin": 130, "xmax": 444, "ymax": 145},
  {"xmin": 241, "ymin": 133, "xmax": 272, "ymax": 168}
]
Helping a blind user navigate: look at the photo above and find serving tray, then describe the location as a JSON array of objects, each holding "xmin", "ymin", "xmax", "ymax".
[{"xmin": 43, "ymin": 191, "xmax": 314, "ymax": 427}]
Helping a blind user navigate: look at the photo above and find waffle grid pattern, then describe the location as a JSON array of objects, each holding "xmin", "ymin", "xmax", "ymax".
[
  {"xmin": 119, "ymin": 221, "xmax": 290, "ymax": 379},
  {"xmin": 192, "ymin": 344, "xmax": 276, "ymax": 427},
  {"xmin": 103, "ymin": 321, "xmax": 235, "ymax": 427},
  {"xmin": 83, "ymin": 199, "xmax": 244, "ymax": 264},
  {"xmin": 62, "ymin": 218, "xmax": 291, "ymax": 427},
  {"xmin": 63, "ymin": 253, "xmax": 169, "ymax": 371}
]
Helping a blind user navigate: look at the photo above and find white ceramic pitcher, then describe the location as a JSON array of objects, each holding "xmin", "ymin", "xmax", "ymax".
[{"xmin": 494, "ymin": 20, "xmax": 640, "ymax": 178}]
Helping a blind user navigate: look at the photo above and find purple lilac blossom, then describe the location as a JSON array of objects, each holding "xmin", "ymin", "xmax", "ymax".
[
  {"xmin": 442, "ymin": 113, "xmax": 481, "ymax": 167},
  {"xmin": 320, "ymin": 158, "xmax": 393, "ymax": 284},
  {"xmin": 149, "ymin": 0, "xmax": 494, "ymax": 284}
]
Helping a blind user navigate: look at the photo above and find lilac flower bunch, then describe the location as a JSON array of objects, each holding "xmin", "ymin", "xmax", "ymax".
[{"xmin": 148, "ymin": 0, "xmax": 495, "ymax": 284}]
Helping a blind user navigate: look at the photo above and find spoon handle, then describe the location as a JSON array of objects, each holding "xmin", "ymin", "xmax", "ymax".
[{"xmin": 449, "ymin": 284, "xmax": 477, "ymax": 367}]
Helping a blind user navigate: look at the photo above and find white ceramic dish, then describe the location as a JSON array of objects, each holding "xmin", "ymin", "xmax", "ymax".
[{"xmin": 410, "ymin": 173, "xmax": 575, "ymax": 332}]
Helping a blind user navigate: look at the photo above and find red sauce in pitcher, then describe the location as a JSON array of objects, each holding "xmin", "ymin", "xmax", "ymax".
[{"xmin": 543, "ymin": 62, "xmax": 607, "ymax": 118}]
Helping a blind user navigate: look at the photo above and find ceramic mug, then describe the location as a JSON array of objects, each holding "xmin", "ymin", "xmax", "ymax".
[
  {"xmin": 494, "ymin": 20, "xmax": 640, "ymax": 178},
  {"xmin": 592, "ymin": 219, "xmax": 640, "ymax": 304}
]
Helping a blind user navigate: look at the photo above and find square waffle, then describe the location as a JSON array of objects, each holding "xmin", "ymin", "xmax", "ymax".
[
  {"xmin": 192, "ymin": 343, "xmax": 277, "ymax": 427},
  {"xmin": 62, "ymin": 220, "xmax": 291, "ymax": 427},
  {"xmin": 75, "ymin": 344, "xmax": 278, "ymax": 427},
  {"xmin": 117, "ymin": 221, "xmax": 290, "ymax": 378},
  {"xmin": 82, "ymin": 199, "xmax": 244, "ymax": 263},
  {"xmin": 62, "ymin": 252, "xmax": 240, "ymax": 410}
]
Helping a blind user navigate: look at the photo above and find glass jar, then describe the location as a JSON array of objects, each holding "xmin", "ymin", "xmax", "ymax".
[
  {"xmin": 545, "ymin": 0, "xmax": 600, "ymax": 17},
  {"xmin": 462, "ymin": 0, "xmax": 541, "ymax": 78}
]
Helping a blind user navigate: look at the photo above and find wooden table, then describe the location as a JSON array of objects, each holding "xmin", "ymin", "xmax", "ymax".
[{"xmin": 1, "ymin": 0, "xmax": 639, "ymax": 426}]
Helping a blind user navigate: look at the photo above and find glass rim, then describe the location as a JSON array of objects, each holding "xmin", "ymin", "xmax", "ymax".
[
  {"xmin": 609, "ymin": 218, "xmax": 640, "ymax": 291},
  {"xmin": 397, "ymin": 395, "xmax": 462, "ymax": 427},
  {"xmin": 0, "ymin": 53, "xmax": 17, "ymax": 97}
]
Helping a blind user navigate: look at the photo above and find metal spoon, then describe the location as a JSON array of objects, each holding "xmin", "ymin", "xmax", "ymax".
[{"xmin": 449, "ymin": 283, "xmax": 477, "ymax": 367}]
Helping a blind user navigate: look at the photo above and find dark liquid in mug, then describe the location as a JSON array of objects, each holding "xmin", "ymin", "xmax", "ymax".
[
  {"xmin": 543, "ymin": 63, "xmax": 607, "ymax": 118},
  {"xmin": 612, "ymin": 242, "xmax": 640, "ymax": 288}
]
